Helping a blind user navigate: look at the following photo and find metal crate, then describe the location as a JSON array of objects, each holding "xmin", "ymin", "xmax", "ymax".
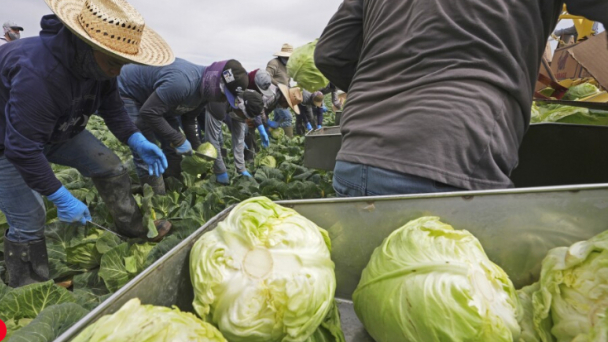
[
  {"xmin": 56, "ymin": 184, "xmax": 608, "ymax": 341},
  {"xmin": 303, "ymin": 123, "xmax": 608, "ymax": 187}
]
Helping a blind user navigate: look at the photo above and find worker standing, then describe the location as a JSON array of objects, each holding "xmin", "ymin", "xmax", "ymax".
[
  {"xmin": 266, "ymin": 43, "xmax": 296, "ymax": 138},
  {"xmin": 0, "ymin": 0, "xmax": 174, "ymax": 287},
  {"xmin": 0, "ymin": 21, "xmax": 23, "ymax": 46},
  {"xmin": 315, "ymin": 0, "xmax": 608, "ymax": 197}
]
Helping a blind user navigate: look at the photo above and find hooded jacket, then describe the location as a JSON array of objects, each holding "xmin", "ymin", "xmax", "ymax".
[{"xmin": 0, "ymin": 15, "xmax": 138, "ymax": 196}]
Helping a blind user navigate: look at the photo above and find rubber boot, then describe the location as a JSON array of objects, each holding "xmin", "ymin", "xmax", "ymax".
[
  {"xmin": 284, "ymin": 126, "xmax": 294, "ymax": 139},
  {"xmin": 4, "ymin": 231, "xmax": 49, "ymax": 287},
  {"xmin": 93, "ymin": 172, "xmax": 171, "ymax": 241},
  {"xmin": 139, "ymin": 175, "xmax": 166, "ymax": 195}
]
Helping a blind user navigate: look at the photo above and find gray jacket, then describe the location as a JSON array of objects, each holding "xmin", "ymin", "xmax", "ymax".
[
  {"xmin": 315, "ymin": 0, "xmax": 608, "ymax": 190},
  {"xmin": 266, "ymin": 57, "xmax": 290, "ymax": 86}
]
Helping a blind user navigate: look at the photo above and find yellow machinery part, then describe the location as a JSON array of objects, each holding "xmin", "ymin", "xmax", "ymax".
[{"xmin": 560, "ymin": 5, "xmax": 596, "ymax": 41}]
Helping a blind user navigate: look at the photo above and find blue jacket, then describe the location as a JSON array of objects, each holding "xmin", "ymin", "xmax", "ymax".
[{"xmin": 0, "ymin": 15, "xmax": 138, "ymax": 196}]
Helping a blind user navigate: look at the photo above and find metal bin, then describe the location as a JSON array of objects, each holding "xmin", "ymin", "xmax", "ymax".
[{"xmin": 56, "ymin": 184, "xmax": 608, "ymax": 342}]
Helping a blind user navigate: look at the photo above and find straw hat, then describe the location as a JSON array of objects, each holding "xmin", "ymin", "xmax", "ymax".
[
  {"xmin": 44, "ymin": 0, "xmax": 174, "ymax": 66},
  {"xmin": 273, "ymin": 43, "xmax": 293, "ymax": 57},
  {"xmin": 278, "ymin": 84, "xmax": 301, "ymax": 114}
]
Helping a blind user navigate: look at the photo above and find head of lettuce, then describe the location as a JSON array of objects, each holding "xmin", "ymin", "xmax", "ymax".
[
  {"xmin": 353, "ymin": 216, "xmax": 522, "ymax": 342},
  {"xmin": 189, "ymin": 196, "xmax": 337, "ymax": 342}
]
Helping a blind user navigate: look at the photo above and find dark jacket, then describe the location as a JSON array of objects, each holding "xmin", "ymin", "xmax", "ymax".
[
  {"xmin": 315, "ymin": 0, "xmax": 608, "ymax": 190},
  {"xmin": 0, "ymin": 15, "xmax": 138, "ymax": 196}
]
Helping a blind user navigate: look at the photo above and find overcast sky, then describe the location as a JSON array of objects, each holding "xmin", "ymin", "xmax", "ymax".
[
  {"xmin": 7, "ymin": 0, "xmax": 343, "ymax": 71},
  {"xmin": 6, "ymin": 0, "xmax": 604, "ymax": 72}
]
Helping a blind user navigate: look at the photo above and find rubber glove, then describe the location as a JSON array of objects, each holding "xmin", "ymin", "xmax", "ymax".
[
  {"xmin": 216, "ymin": 172, "xmax": 230, "ymax": 185},
  {"xmin": 128, "ymin": 133, "xmax": 168, "ymax": 177},
  {"xmin": 321, "ymin": 104, "xmax": 328, "ymax": 113},
  {"xmin": 240, "ymin": 170, "xmax": 252, "ymax": 177},
  {"xmin": 267, "ymin": 120, "xmax": 279, "ymax": 129},
  {"xmin": 317, "ymin": 125, "xmax": 323, "ymax": 130},
  {"xmin": 306, "ymin": 122, "xmax": 313, "ymax": 132},
  {"xmin": 47, "ymin": 186, "xmax": 91, "ymax": 225},
  {"xmin": 175, "ymin": 139, "xmax": 192, "ymax": 155},
  {"xmin": 257, "ymin": 125, "xmax": 269, "ymax": 148}
]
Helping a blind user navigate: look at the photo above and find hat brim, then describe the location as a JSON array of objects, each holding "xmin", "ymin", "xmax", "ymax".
[
  {"xmin": 273, "ymin": 51, "xmax": 292, "ymax": 57},
  {"xmin": 278, "ymin": 84, "xmax": 300, "ymax": 115},
  {"xmin": 225, "ymin": 86, "xmax": 238, "ymax": 109},
  {"xmin": 44, "ymin": 0, "xmax": 174, "ymax": 66},
  {"xmin": 259, "ymin": 86, "xmax": 274, "ymax": 97},
  {"xmin": 10, "ymin": 26, "xmax": 24, "ymax": 31}
]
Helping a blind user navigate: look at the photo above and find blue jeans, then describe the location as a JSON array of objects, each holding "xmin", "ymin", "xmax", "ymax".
[
  {"xmin": 122, "ymin": 97, "xmax": 182, "ymax": 179},
  {"xmin": 273, "ymin": 107, "xmax": 293, "ymax": 128},
  {"xmin": 0, "ymin": 130, "xmax": 126, "ymax": 242},
  {"xmin": 333, "ymin": 161, "xmax": 463, "ymax": 197}
]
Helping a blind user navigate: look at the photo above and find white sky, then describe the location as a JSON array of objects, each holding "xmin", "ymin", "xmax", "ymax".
[
  {"xmin": 7, "ymin": 0, "xmax": 343, "ymax": 71},
  {"xmin": 5, "ymin": 1, "xmax": 605, "ymax": 71}
]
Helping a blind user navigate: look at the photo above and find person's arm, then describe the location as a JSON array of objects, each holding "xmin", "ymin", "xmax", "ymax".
[
  {"xmin": 181, "ymin": 105, "xmax": 205, "ymax": 150},
  {"xmin": 565, "ymin": 0, "xmax": 608, "ymax": 45},
  {"xmin": 139, "ymin": 91, "xmax": 186, "ymax": 147},
  {"xmin": 301, "ymin": 89, "xmax": 314, "ymax": 107},
  {"xmin": 314, "ymin": 0, "xmax": 364, "ymax": 91},
  {"xmin": 266, "ymin": 59, "xmax": 280, "ymax": 86},
  {"xmin": 96, "ymin": 79, "xmax": 139, "ymax": 143},
  {"xmin": 4, "ymin": 70, "xmax": 63, "ymax": 196}
]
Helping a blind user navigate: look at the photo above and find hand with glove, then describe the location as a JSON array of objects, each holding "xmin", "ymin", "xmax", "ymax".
[
  {"xmin": 321, "ymin": 104, "xmax": 328, "ymax": 113},
  {"xmin": 47, "ymin": 186, "xmax": 91, "ymax": 225},
  {"xmin": 174, "ymin": 139, "xmax": 192, "ymax": 155},
  {"xmin": 306, "ymin": 122, "xmax": 313, "ymax": 132},
  {"xmin": 128, "ymin": 133, "xmax": 168, "ymax": 177},
  {"xmin": 257, "ymin": 125, "xmax": 269, "ymax": 148},
  {"xmin": 240, "ymin": 170, "xmax": 252, "ymax": 177},
  {"xmin": 216, "ymin": 172, "xmax": 230, "ymax": 185},
  {"xmin": 317, "ymin": 125, "xmax": 323, "ymax": 130},
  {"xmin": 267, "ymin": 120, "xmax": 279, "ymax": 129}
]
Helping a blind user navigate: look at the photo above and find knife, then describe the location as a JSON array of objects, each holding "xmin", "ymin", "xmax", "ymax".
[{"xmin": 87, "ymin": 220, "xmax": 128, "ymax": 240}]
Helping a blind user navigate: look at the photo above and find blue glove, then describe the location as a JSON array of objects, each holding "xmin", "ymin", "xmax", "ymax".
[
  {"xmin": 306, "ymin": 122, "xmax": 313, "ymax": 132},
  {"xmin": 267, "ymin": 120, "xmax": 279, "ymax": 129},
  {"xmin": 257, "ymin": 125, "xmax": 269, "ymax": 148},
  {"xmin": 216, "ymin": 172, "xmax": 230, "ymax": 185},
  {"xmin": 48, "ymin": 186, "xmax": 91, "ymax": 225},
  {"xmin": 317, "ymin": 125, "xmax": 323, "ymax": 130},
  {"xmin": 321, "ymin": 105, "xmax": 328, "ymax": 113},
  {"xmin": 240, "ymin": 170, "xmax": 252, "ymax": 177},
  {"xmin": 175, "ymin": 139, "xmax": 192, "ymax": 155},
  {"xmin": 128, "ymin": 133, "xmax": 168, "ymax": 177}
]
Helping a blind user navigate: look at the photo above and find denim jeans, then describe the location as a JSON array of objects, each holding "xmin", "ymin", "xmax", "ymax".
[
  {"xmin": 273, "ymin": 107, "xmax": 293, "ymax": 128},
  {"xmin": 333, "ymin": 161, "xmax": 464, "ymax": 197},
  {"xmin": 122, "ymin": 97, "xmax": 182, "ymax": 179},
  {"xmin": 0, "ymin": 130, "xmax": 126, "ymax": 242}
]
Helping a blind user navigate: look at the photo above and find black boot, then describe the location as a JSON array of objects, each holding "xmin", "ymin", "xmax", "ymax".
[
  {"xmin": 139, "ymin": 175, "xmax": 166, "ymax": 195},
  {"xmin": 93, "ymin": 172, "xmax": 171, "ymax": 240},
  {"xmin": 4, "ymin": 231, "xmax": 49, "ymax": 287}
]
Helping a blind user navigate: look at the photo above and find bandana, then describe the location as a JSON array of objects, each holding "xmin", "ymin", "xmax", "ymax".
[{"xmin": 71, "ymin": 38, "xmax": 113, "ymax": 81}]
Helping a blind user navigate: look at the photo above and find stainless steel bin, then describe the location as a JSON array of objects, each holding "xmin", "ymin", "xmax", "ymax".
[{"xmin": 56, "ymin": 185, "xmax": 608, "ymax": 342}]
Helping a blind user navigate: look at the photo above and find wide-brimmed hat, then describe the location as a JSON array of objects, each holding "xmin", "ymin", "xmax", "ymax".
[
  {"xmin": 273, "ymin": 43, "xmax": 293, "ymax": 57},
  {"xmin": 44, "ymin": 0, "xmax": 174, "ymax": 66},
  {"xmin": 278, "ymin": 84, "xmax": 301, "ymax": 114}
]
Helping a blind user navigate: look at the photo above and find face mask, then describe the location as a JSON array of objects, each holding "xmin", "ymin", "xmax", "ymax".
[
  {"xmin": 279, "ymin": 57, "xmax": 289, "ymax": 65},
  {"xmin": 7, "ymin": 31, "xmax": 20, "ymax": 41},
  {"xmin": 72, "ymin": 41, "xmax": 112, "ymax": 81}
]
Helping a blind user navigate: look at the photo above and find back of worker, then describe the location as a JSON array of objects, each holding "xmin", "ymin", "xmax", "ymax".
[{"xmin": 315, "ymin": 0, "xmax": 608, "ymax": 194}]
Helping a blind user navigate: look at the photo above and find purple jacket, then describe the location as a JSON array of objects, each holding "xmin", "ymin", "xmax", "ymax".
[{"xmin": 0, "ymin": 15, "xmax": 138, "ymax": 196}]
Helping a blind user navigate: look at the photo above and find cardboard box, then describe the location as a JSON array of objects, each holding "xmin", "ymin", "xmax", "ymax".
[{"xmin": 551, "ymin": 32, "xmax": 608, "ymax": 89}]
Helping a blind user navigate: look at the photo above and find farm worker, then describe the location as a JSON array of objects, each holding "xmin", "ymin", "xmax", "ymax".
[
  {"xmin": 296, "ymin": 90, "xmax": 324, "ymax": 135},
  {"xmin": 0, "ymin": 0, "xmax": 174, "ymax": 287},
  {"xmin": 0, "ymin": 21, "xmax": 23, "ymax": 46},
  {"xmin": 266, "ymin": 43, "xmax": 297, "ymax": 138},
  {"xmin": 204, "ymin": 90, "xmax": 264, "ymax": 185},
  {"xmin": 244, "ymin": 69, "xmax": 302, "ymax": 160},
  {"xmin": 315, "ymin": 0, "xmax": 608, "ymax": 197},
  {"xmin": 118, "ymin": 59, "xmax": 249, "ymax": 194}
]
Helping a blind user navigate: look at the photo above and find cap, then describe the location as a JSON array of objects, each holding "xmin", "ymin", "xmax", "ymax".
[
  {"xmin": 222, "ymin": 60, "xmax": 249, "ymax": 109},
  {"xmin": 2, "ymin": 21, "xmax": 23, "ymax": 33},
  {"xmin": 247, "ymin": 69, "xmax": 274, "ymax": 97},
  {"xmin": 241, "ymin": 90, "xmax": 264, "ymax": 119},
  {"xmin": 312, "ymin": 91, "xmax": 324, "ymax": 107}
]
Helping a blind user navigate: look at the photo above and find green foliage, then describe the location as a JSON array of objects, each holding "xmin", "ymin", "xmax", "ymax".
[
  {"xmin": 7, "ymin": 303, "xmax": 89, "ymax": 342},
  {"xmin": 0, "ymin": 281, "xmax": 76, "ymax": 322}
]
